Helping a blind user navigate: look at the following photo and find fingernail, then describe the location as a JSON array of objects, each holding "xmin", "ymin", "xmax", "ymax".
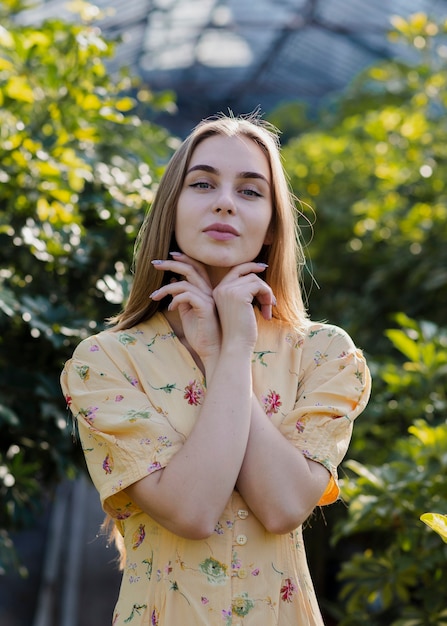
[
  {"xmin": 151, "ymin": 259, "xmax": 164, "ymax": 265},
  {"xmin": 169, "ymin": 251, "xmax": 182, "ymax": 257},
  {"xmin": 272, "ymin": 295, "xmax": 277, "ymax": 306},
  {"xmin": 149, "ymin": 289, "xmax": 160, "ymax": 298},
  {"xmin": 257, "ymin": 262, "xmax": 268, "ymax": 268}
]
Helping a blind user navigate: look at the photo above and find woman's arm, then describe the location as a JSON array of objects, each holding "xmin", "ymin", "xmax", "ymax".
[
  {"xmin": 126, "ymin": 340, "xmax": 253, "ymax": 539},
  {"xmin": 235, "ymin": 398, "xmax": 330, "ymax": 534},
  {"xmin": 126, "ymin": 257, "xmax": 275, "ymax": 539},
  {"xmin": 237, "ymin": 333, "xmax": 371, "ymax": 534}
]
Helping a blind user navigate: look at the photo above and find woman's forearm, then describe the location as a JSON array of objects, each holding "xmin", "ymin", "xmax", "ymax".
[
  {"xmin": 235, "ymin": 398, "xmax": 330, "ymax": 534},
  {"xmin": 126, "ymin": 344, "xmax": 253, "ymax": 539}
]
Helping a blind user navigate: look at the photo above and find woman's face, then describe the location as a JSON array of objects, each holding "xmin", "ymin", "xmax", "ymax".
[{"xmin": 175, "ymin": 134, "xmax": 273, "ymax": 285}]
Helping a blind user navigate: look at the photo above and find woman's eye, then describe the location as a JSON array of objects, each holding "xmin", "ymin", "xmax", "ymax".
[
  {"xmin": 190, "ymin": 181, "xmax": 211, "ymax": 189},
  {"xmin": 241, "ymin": 188, "xmax": 262, "ymax": 197}
]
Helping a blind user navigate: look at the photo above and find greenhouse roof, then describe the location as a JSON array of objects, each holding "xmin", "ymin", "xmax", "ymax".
[{"xmin": 17, "ymin": 0, "xmax": 447, "ymax": 134}]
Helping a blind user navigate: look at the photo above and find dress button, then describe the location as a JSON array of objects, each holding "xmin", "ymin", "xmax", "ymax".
[
  {"xmin": 238, "ymin": 568, "xmax": 248, "ymax": 579},
  {"xmin": 236, "ymin": 534, "xmax": 247, "ymax": 545},
  {"xmin": 237, "ymin": 509, "xmax": 249, "ymax": 520}
]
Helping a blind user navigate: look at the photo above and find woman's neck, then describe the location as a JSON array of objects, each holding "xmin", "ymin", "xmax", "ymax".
[
  {"xmin": 163, "ymin": 308, "xmax": 184, "ymax": 339},
  {"xmin": 163, "ymin": 309, "xmax": 205, "ymax": 375}
]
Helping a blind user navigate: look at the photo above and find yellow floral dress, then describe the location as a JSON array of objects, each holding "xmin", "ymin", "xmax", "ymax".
[{"xmin": 61, "ymin": 311, "xmax": 371, "ymax": 626}]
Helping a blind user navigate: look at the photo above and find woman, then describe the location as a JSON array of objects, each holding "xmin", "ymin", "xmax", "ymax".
[{"xmin": 61, "ymin": 113, "xmax": 371, "ymax": 626}]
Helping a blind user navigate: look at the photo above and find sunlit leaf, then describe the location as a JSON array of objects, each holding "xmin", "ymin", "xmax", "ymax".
[
  {"xmin": 81, "ymin": 93, "xmax": 102, "ymax": 110},
  {"xmin": 48, "ymin": 187, "xmax": 74, "ymax": 203},
  {"xmin": 67, "ymin": 170, "xmax": 86, "ymax": 192},
  {"xmin": 5, "ymin": 76, "xmax": 34, "ymax": 102},
  {"xmin": 390, "ymin": 15, "xmax": 410, "ymax": 35},
  {"xmin": 344, "ymin": 460, "xmax": 384, "ymax": 488},
  {"xmin": 73, "ymin": 126, "xmax": 98, "ymax": 141},
  {"xmin": 35, "ymin": 160, "xmax": 62, "ymax": 177},
  {"xmin": 115, "ymin": 97, "xmax": 136, "ymax": 112},
  {"xmin": 22, "ymin": 31, "xmax": 50, "ymax": 49},
  {"xmin": 0, "ymin": 57, "xmax": 14, "ymax": 71},
  {"xmin": 385, "ymin": 329, "xmax": 421, "ymax": 362},
  {"xmin": 420, "ymin": 513, "xmax": 447, "ymax": 542},
  {"xmin": 0, "ymin": 25, "xmax": 14, "ymax": 48},
  {"xmin": 66, "ymin": 0, "xmax": 103, "ymax": 22}
]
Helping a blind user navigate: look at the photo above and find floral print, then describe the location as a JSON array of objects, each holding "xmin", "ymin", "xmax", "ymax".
[
  {"xmin": 77, "ymin": 405, "xmax": 98, "ymax": 425},
  {"xmin": 131, "ymin": 524, "xmax": 145, "ymax": 550},
  {"xmin": 199, "ymin": 557, "xmax": 229, "ymax": 585},
  {"xmin": 102, "ymin": 453, "xmax": 114, "ymax": 474},
  {"xmin": 74, "ymin": 364, "xmax": 89, "ymax": 380},
  {"xmin": 280, "ymin": 577, "xmax": 298, "ymax": 602},
  {"xmin": 119, "ymin": 332, "xmax": 137, "ymax": 346},
  {"xmin": 295, "ymin": 419, "xmax": 305, "ymax": 433},
  {"xmin": 183, "ymin": 379, "xmax": 205, "ymax": 405},
  {"xmin": 232, "ymin": 592, "xmax": 255, "ymax": 617},
  {"xmin": 61, "ymin": 311, "xmax": 371, "ymax": 626},
  {"xmin": 123, "ymin": 604, "xmax": 147, "ymax": 623},
  {"xmin": 313, "ymin": 350, "xmax": 329, "ymax": 367},
  {"xmin": 262, "ymin": 389, "xmax": 282, "ymax": 416},
  {"xmin": 252, "ymin": 350, "xmax": 275, "ymax": 367}
]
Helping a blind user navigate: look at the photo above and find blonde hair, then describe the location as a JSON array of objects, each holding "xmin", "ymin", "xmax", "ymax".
[{"xmin": 112, "ymin": 112, "xmax": 307, "ymax": 330}]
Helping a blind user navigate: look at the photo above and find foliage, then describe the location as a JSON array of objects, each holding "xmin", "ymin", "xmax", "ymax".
[
  {"xmin": 282, "ymin": 12, "xmax": 447, "ymax": 354},
  {"xmin": 275, "ymin": 13, "xmax": 447, "ymax": 624},
  {"xmin": 330, "ymin": 317, "xmax": 447, "ymax": 626},
  {"xmin": 0, "ymin": 0, "xmax": 174, "ymax": 573},
  {"xmin": 350, "ymin": 312, "xmax": 447, "ymax": 465}
]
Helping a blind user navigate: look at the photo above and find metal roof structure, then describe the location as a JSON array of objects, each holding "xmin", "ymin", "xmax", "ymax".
[{"xmin": 17, "ymin": 0, "xmax": 447, "ymax": 135}]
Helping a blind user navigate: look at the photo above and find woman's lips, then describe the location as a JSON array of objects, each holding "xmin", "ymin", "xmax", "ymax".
[{"xmin": 203, "ymin": 223, "xmax": 239, "ymax": 241}]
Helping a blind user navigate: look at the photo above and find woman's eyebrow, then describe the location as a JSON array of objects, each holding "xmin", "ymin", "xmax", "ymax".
[
  {"xmin": 186, "ymin": 164, "xmax": 270, "ymax": 185},
  {"xmin": 239, "ymin": 171, "xmax": 271, "ymax": 186},
  {"xmin": 186, "ymin": 164, "xmax": 217, "ymax": 175}
]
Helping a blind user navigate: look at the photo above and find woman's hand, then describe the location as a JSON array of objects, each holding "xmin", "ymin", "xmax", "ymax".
[
  {"xmin": 150, "ymin": 253, "xmax": 221, "ymax": 361},
  {"xmin": 150, "ymin": 255, "xmax": 276, "ymax": 357},
  {"xmin": 212, "ymin": 262, "xmax": 276, "ymax": 349}
]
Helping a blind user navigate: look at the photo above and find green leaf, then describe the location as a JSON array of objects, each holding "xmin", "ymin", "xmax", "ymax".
[
  {"xmin": 344, "ymin": 459, "xmax": 384, "ymax": 488},
  {"xmin": 385, "ymin": 329, "xmax": 420, "ymax": 362},
  {"xmin": 115, "ymin": 96, "xmax": 136, "ymax": 112},
  {"xmin": 420, "ymin": 513, "xmax": 447, "ymax": 543},
  {"xmin": 5, "ymin": 76, "xmax": 35, "ymax": 102}
]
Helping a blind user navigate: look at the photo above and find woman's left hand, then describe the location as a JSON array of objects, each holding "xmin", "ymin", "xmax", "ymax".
[
  {"xmin": 212, "ymin": 261, "xmax": 276, "ymax": 346},
  {"xmin": 150, "ymin": 253, "xmax": 222, "ymax": 362}
]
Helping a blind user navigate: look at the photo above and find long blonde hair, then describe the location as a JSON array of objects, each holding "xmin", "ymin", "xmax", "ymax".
[{"xmin": 112, "ymin": 112, "xmax": 307, "ymax": 330}]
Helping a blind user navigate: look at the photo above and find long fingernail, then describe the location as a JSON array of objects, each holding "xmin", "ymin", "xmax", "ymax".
[
  {"xmin": 257, "ymin": 262, "xmax": 268, "ymax": 268},
  {"xmin": 149, "ymin": 289, "xmax": 160, "ymax": 298},
  {"xmin": 272, "ymin": 295, "xmax": 277, "ymax": 306},
  {"xmin": 151, "ymin": 259, "xmax": 164, "ymax": 265},
  {"xmin": 169, "ymin": 251, "xmax": 182, "ymax": 257}
]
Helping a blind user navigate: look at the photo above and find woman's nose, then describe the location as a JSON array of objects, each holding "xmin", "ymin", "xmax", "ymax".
[{"xmin": 213, "ymin": 189, "xmax": 236, "ymax": 214}]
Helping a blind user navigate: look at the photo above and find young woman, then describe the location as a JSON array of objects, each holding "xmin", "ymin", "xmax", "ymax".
[{"xmin": 61, "ymin": 113, "xmax": 371, "ymax": 626}]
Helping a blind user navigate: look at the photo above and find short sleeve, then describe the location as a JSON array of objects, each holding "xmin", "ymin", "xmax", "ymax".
[
  {"xmin": 60, "ymin": 334, "xmax": 186, "ymax": 520},
  {"xmin": 280, "ymin": 325, "xmax": 371, "ymax": 506}
]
